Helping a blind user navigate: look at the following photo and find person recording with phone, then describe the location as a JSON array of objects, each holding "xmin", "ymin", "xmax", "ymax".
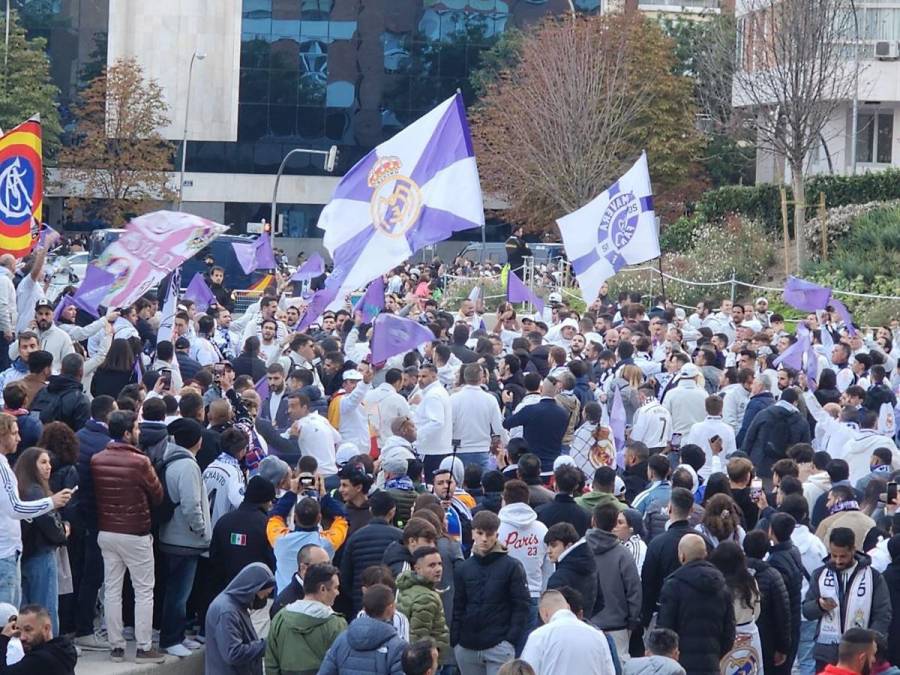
[{"xmin": 0, "ymin": 605, "xmax": 77, "ymax": 673}]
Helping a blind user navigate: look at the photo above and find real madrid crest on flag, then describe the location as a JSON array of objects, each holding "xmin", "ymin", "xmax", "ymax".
[
  {"xmin": 0, "ymin": 117, "xmax": 42, "ymax": 258},
  {"xmin": 556, "ymin": 152, "xmax": 659, "ymax": 306}
]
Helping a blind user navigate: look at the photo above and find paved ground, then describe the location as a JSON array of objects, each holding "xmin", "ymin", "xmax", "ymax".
[{"xmin": 75, "ymin": 645, "xmax": 203, "ymax": 675}]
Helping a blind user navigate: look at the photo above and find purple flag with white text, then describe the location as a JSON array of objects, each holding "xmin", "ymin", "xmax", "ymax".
[{"xmin": 370, "ymin": 313, "xmax": 435, "ymax": 364}]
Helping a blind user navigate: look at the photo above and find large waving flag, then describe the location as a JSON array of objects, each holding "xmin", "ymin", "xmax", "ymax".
[
  {"xmin": 0, "ymin": 118, "xmax": 42, "ymax": 258},
  {"xmin": 318, "ymin": 93, "xmax": 483, "ymax": 304},
  {"xmin": 783, "ymin": 275, "xmax": 857, "ymax": 336},
  {"xmin": 556, "ymin": 153, "xmax": 658, "ymax": 305}
]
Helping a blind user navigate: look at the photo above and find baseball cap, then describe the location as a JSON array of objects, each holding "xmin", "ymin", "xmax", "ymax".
[
  {"xmin": 35, "ymin": 299, "xmax": 53, "ymax": 311},
  {"xmin": 343, "ymin": 369, "xmax": 363, "ymax": 381},
  {"xmin": 614, "ymin": 476, "xmax": 626, "ymax": 498},
  {"xmin": 679, "ymin": 363, "xmax": 700, "ymax": 379},
  {"xmin": 548, "ymin": 292, "xmax": 562, "ymax": 304}
]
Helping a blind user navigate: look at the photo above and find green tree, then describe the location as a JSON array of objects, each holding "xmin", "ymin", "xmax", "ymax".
[{"xmin": 0, "ymin": 9, "xmax": 62, "ymax": 158}]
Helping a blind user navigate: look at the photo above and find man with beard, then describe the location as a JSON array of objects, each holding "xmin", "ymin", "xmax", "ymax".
[
  {"xmin": 0, "ymin": 604, "xmax": 77, "ymax": 673},
  {"xmin": 570, "ymin": 333, "xmax": 586, "ymax": 360},
  {"xmin": 207, "ymin": 266, "xmax": 234, "ymax": 312},
  {"xmin": 31, "ymin": 300, "xmax": 74, "ymax": 374}
]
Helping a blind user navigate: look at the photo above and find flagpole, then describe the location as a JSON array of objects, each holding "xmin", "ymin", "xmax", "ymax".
[{"xmin": 657, "ymin": 256, "xmax": 666, "ymax": 303}]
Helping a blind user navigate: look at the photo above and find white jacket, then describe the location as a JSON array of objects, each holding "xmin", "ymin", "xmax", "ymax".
[
  {"xmin": 202, "ymin": 454, "xmax": 246, "ymax": 530},
  {"xmin": 364, "ymin": 383, "xmax": 410, "ymax": 449},
  {"xmin": 0, "ymin": 269, "xmax": 15, "ymax": 335},
  {"xmin": 789, "ymin": 524, "xmax": 827, "ymax": 597},
  {"xmin": 336, "ymin": 382, "xmax": 372, "ymax": 454},
  {"xmin": 663, "ymin": 380, "xmax": 708, "ymax": 435},
  {"xmin": 450, "ymin": 385, "xmax": 506, "ymax": 453},
  {"xmin": 38, "ymin": 325, "xmax": 75, "ymax": 374},
  {"xmin": 498, "ymin": 502, "xmax": 552, "ymax": 596},
  {"xmin": 683, "ymin": 415, "xmax": 737, "ymax": 479},
  {"xmin": 844, "ymin": 428, "xmax": 900, "ymax": 485},
  {"xmin": 521, "ymin": 608, "xmax": 616, "ymax": 675},
  {"xmin": 721, "ymin": 383, "xmax": 750, "ymax": 430},
  {"xmin": 412, "ymin": 380, "xmax": 452, "ymax": 456}
]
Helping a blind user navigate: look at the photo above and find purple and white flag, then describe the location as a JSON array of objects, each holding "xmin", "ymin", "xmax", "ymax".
[
  {"xmin": 318, "ymin": 93, "xmax": 483, "ymax": 302},
  {"xmin": 370, "ymin": 313, "xmax": 435, "ymax": 364},
  {"xmin": 353, "ymin": 276, "xmax": 385, "ymax": 324},
  {"xmin": 291, "ymin": 253, "xmax": 325, "ymax": 281},
  {"xmin": 71, "ymin": 265, "xmax": 117, "ymax": 316},
  {"xmin": 233, "ymin": 233, "xmax": 278, "ymax": 274},
  {"xmin": 157, "ymin": 268, "xmax": 181, "ymax": 345},
  {"xmin": 507, "ymin": 269, "xmax": 544, "ymax": 313},
  {"xmin": 184, "ymin": 273, "xmax": 216, "ymax": 312}
]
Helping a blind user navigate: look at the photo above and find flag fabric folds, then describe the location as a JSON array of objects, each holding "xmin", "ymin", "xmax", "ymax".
[
  {"xmin": 556, "ymin": 152, "xmax": 658, "ymax": 306},
  {"xmin": 233, "ymin": 232, "xmax": 277, "ymax": 275},
  {"xmin": 157, "ymin": 268, "xmax": 182, "ymax": 345},
  {"xmin": 505, "ymin": 266, "xmax": 544, "ymax": 313},
  {"xmin": 184, "ymin": 272, "xmax": 216, "ymax": 312},
  {"xmin": 291, "ymin": 253, "xmax": 325, "ymax": 281},
  {"xmin": 0, "ymin": 118, "xmax": 43, "ymax": 258},
  {"xmin": 70, "ymin": 265, "xmax": 117, "ymax": 317},
  {"xmin": 353, "ymin": 277, "xmax": 385, "ymax": 324},
  {"xmin": 782, "ymin": 276, "xmax": 857, "ymax": 336},
  {"xmin": 92, "ymin": 211, "xmax": 226, "ymax": 309},
  {"xmin": 317, "ymin": 93, "xmax": 483, "ymax": 305},
  {"xmin": 370, "ymin": 313, "xmax": 436, "ymax": 364}
]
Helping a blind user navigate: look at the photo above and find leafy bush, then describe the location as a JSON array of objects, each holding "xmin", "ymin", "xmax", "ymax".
[
  {"xmin": 803, "ymin": 200, "xmax": 900, "ymax": 262},
  {"xmin": 660, "ymin": 214, "xmax": 700, "ymax": 252},
  {"xmin": 694, "ymin": 167, "xmax": 900, "ymax": 234},
  {"xmin": 806, "ymin": 205, "xmax": 900, "ymax": 284}
]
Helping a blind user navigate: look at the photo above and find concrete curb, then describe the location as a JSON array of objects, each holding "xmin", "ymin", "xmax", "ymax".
[{"xmin": 75, "ymin": 645, "xmax": 204, "ymax": 675}]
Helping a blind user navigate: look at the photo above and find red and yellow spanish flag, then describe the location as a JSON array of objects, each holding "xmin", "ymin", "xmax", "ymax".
[{"xmin": 0, "ymin": 118, "xmax": 42, "ymax": 258}]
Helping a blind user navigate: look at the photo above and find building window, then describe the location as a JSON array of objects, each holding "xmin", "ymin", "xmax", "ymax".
[{"xmin": 856, "ymin": 111, "xmax": 893, "ymax": 164}]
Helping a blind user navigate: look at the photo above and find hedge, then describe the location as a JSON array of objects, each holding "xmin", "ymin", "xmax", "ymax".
[{"xmin": 693, "ymin": 167, "xmax": 900, "ymax": 234}]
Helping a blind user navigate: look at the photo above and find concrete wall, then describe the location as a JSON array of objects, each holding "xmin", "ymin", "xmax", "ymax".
[{"xmin": 107, "ymin": 0, "xmax": 242, "ymax": 143}]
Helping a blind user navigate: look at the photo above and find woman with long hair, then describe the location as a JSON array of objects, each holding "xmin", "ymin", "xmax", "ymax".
[
  {"xmin": 710, "ymin": 541, "xmax": 763, "ymax": 671},
  {"xmin": 604, "ymin": 364, "xmax": 642, "ymax": 425},
  {"xmin": 696, "ymin": 493, "xmax": 745, "ymax": 547},
  {"xmin": 16, "ymin": 446, "xmax": 68, "ymax": 634},
  {"xmin": 613, "ymin": 508, "xmax": 647, "ymax": 576},
  {"xmin": 90, "ymin": 338, "xmax": 137, "ymax": 398}
]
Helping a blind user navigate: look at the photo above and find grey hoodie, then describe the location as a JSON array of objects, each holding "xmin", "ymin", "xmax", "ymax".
[
  {"xmin": 160, "ymin": 442, "xmax": 211, "ymax": 555},
  {"xmin": 204, "ymin": 562, "xmax": 274, "ymax": 675},
  {"xmin": 623, "ymin": 655, "xmax": 686, "ymax": 675},
  {"xmin": 585, "ymin": 528, "xmax": 642, "ymax": 631}
]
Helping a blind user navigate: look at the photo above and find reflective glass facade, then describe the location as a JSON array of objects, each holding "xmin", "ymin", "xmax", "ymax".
[{"xmin": 187, "ymin": 0, "xmax": 600, "ymax": 178}]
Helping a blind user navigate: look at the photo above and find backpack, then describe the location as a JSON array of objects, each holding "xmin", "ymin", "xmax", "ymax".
[{"xmin": 151, "ymin": 454, "xmax": 190, "ymax": 527}]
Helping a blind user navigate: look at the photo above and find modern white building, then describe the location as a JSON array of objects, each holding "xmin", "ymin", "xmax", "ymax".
[{"xmin": 735, "ymin": 0, "xmax": 900, "ymax": 183}]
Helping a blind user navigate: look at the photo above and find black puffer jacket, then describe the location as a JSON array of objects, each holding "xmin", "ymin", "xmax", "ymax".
[
  {"xmin": 340, "ymin": 518, "xmax": 403, "ymax": 615},
  {"xmin": 546, "ymin": 539, "xmax": 599, "ymax": 617},
  {"xmin": 883, "ymin": 550, "xmax": 900, "ymax": 667},
  {"xmin": 741, "ymin": 403, "xmax": 811, "ymax": 478},
  {"xmin": 536, "ymin": 494, "xmax": 591, "ymax": 537},
  {"xmin": 748, "ymin": 558, "xmax": 792, "ymax": 674},
  {"xmin": 30, "ymin": 375, "xmax": 90, "ymax": 432},
  {"xmin": 641, "ymin": 520, "xmax": 694, "ymax": 625},
  {"xmin": 656, "ymin": 560, "xmax": 736, "ymax": 675},
  {"xmin": 766, "ymin": 540, "xmax": 805, "ymax": 671},
  {"xmin": 382, "ymin": 540, "xmax": 413, "ymax": 579},
  {"xmin": 452, "ymin": 544, "xmax": 530, "ymax": 651}
]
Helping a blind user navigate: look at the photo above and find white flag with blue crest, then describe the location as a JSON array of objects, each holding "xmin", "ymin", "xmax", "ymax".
[{"xmin": 555, "ymin": 152, "xmax": 659, "ymax": 305}]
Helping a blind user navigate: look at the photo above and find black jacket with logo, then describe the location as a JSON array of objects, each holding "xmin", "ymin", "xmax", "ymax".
[{"xmin": 209, "ymin": 501, "xmax": 274, "ymax": 597}]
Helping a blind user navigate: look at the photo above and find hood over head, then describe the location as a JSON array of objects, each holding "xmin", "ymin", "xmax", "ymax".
[
  {"xmin": 345, "ymin": 614, "xmax": 398, "ymax": 652},
  {"xmin": 585, "ymin": 527, "xmax": 621, "ymax": 555},
  {"xmin": 224, "ymin": 562, "xmax": 275, "ymax": 607}
]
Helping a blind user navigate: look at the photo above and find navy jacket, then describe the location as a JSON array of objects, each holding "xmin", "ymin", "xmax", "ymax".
[
  {"xmin": 259, "ymin": 391, "xmax": 291, "ymax": 432},
  {"xmin": 340, "ymin": 518, "xmax": 403, "ymax": 616},
  {"xmin": 736, "ymin": 391, "xmax": 775, "ymax": 446},
  {"xmin": 75, "ymin": 419, "xmax": 112, "ymax": 529},
  {"xmin": 741, "ymin": 403, "xmax": 811, "ymax": 478},
  {"xmin": 502, "ymin": 398, "xmax": 568, "ymax": 471},
  {"xmin": 547, "ymin": 538, "xmax": 599, "ymax": 617},
  {"xmin": 537, "ymin": 494, "xmax": 591, "ymax": 537},
  {"xmin": 318, "ymin": 614, "xmax": 405, "ymax": 675}
]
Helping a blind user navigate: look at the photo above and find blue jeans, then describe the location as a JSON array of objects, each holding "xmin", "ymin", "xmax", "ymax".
[
  {"xmin": 22, "ymin": 549, "xmax": 59, "ymax": 635},
  {"xmin": 460, "ymin": 452, "xmax": 492, "ymax": 472},
  {"xmin": 797, "ymin": 619, "xmax": 818, "ymax": 675},
  {"xmin": 0, "ymin": 553, "xmax": 20, "ymax": 609},
  {"xmin": 160, "ymin": 553, "xmax": 199, "ymax": 649}
]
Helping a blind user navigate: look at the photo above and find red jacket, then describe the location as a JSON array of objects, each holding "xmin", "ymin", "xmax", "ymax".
[
  {"xmin": 91, "ymin": 442, "xmax": 163, "ymax": 535},
  {"xmin": 819, "ymin": 665, "xmax": 861, "ymax": 675}
]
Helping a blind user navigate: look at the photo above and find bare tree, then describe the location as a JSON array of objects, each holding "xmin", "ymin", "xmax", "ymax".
[
  {"xmin": 471, "ymin": 13, "xmax": 702, "ymax": 231},
  {"xmin": 727, "ymin": 0, "xmax": 856, "ymax": 264},
  {"xmin": 59, "ymin": 58, "xmax": 176, "ymax": 225}
]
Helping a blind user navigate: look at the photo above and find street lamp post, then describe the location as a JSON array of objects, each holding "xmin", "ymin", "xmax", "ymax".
[
  {"xmin": 270, "ymin": 145, "xmax": 338, "ymax": 232},
  {"xmin": 849, "ymin": 0, "xmax": 860, "ymax": 175},
  {"xmin": 178, "ymin": 49, "xmax": 206, "ymax": 209}
]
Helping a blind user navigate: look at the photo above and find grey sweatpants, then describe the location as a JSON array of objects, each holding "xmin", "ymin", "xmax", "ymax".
[{"xmin": 454, "ymin": 641, "xmax": 516, "ymax": 675}]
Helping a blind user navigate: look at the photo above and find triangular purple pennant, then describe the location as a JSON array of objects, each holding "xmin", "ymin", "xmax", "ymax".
[
  {"xmin": 291, "ymin": 253, "xmax": 325, "ymax": 281},
  {"xmin": 72, "ymin": 265, "xmax": 117, "ymax": 315},
  {"xmin": 353, "ymin": 277, "xmax": 385, "ymax": 324},
  {"xmin": 783, "ymin": 276, "xmax": 833, "ymax": 312},
  {"xmin": 370, "ymin": 313, "xmax": 436, "ymax": 364},
  {"xmin": 774, "ymin": 334, "xmax": 809, "ymax": 371},
  {"xmin": 254, "ymin": 376, "xmax": 270, "ymax": 400},
  {"xmin": 506, "ymin": 269, "xmax": 544, "ymax": 313},
  {"xmin": 183, "ymin": 273, "xmax": 216, "ymax": 312},
  {"xmin": 232, "ymin": 242, "xmax": 257, "ymax": 275},
  {"xmin": 298, "ymin": 285, "xmax": 339, "ymax": 332},
  {"xmin": 254, "ymin": 232, "xmax": 277, "ymax": 270}
]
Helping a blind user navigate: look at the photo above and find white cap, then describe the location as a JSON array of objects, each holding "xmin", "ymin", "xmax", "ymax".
[
  {"xmin": 548, "ymin": 292, "xmax": 562, "ymax": 303},
  {"xmin": 614, "ymin": 476, "xmax": 626, "ymax": 497},
  {"xmin": 674, "ymin": 308, "xmax": 686, "ymax": 320},
  {"xmin": 336, "ymin": 443, "xmax": 359, "ymax": 466},
  {"xmin": 679, "ymin": 363, "xmax": 700, "ymax": 379},
  {"xmin": 553, "ymin": 455, "xmax": 576, "ymax": 472},
  {"xmin": 343, "ymin": 369, "xmax": 363, "ymax": 381},
  {"xmin": 755, "ymin": 297, "xmax": 768, "ymax": 305}
]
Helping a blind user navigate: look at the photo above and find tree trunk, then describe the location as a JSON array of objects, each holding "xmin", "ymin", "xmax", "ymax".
[{"xmin": 790, "ymin": 165, "xmax": 807, "ymax": 271}]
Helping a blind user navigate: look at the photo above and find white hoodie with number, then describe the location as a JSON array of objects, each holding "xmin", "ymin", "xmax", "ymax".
[{"xmin": 498, "ymin": 502, "xmax": 553, "ymax": 598}]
